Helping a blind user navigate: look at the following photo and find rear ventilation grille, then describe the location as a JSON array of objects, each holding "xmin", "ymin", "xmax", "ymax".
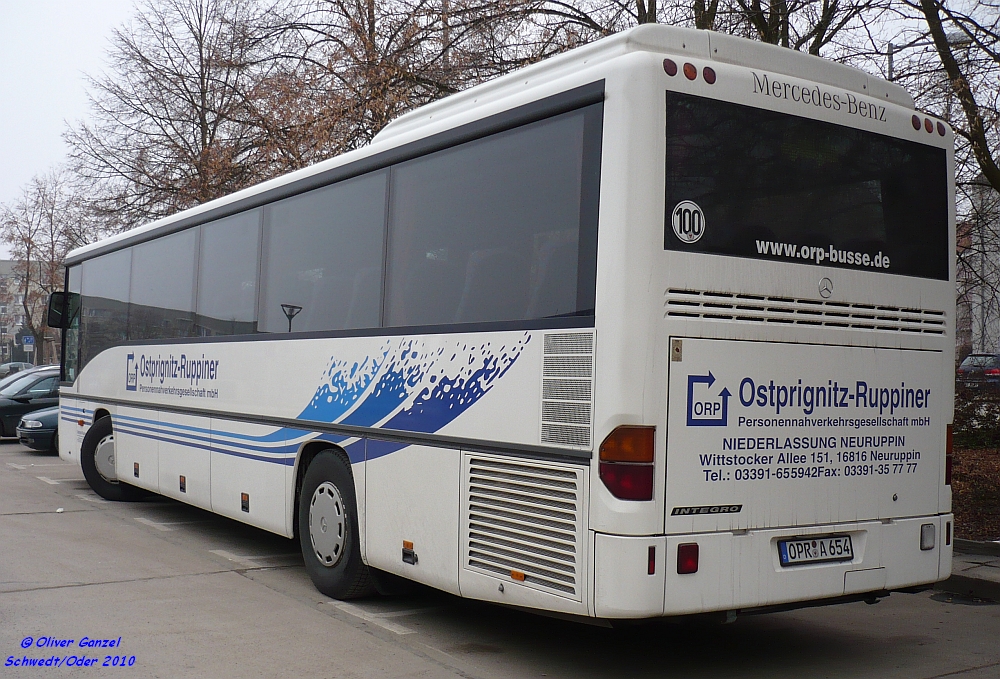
[
  {"xmin": 541, "ymin": 332, "xmax": 594, "ymax": 448},
  {"xmin": 465, "ymin": 455, "xmax": 585, "ymax": 600},
  {"xmin": 665, "ymin": 289, "xmax": 946, "ymax": 335}
]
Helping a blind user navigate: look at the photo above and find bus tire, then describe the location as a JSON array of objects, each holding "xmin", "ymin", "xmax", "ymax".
[
  {"xmin": 80, "ymin": 416, "xmax": 145, "ymax": 502},
  {"xmin": 299, "ymin": 450, "xmax": 374, "ymax": 599}
]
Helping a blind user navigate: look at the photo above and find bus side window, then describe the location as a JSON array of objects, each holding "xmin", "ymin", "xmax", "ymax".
[{"xmin": 454, "ymin": 248, "xmax": 530, "ymax": 324}]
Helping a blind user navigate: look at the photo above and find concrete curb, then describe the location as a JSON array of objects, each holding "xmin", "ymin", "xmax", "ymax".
[
  {"xmin": 954, "ymin": 538, "xmax": 1000, "ymax": 557},
  {"xmin": 934, "ymin": 573, "xmax": 1000, "ymax": 602},
  {"xmin": 933, "ymin": 539, "xmax": 1000, "ymax": 601}
]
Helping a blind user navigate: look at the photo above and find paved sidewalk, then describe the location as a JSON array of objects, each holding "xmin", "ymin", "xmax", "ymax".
[{"xmin": 936, "ymin": 540, "xmax": 1000, "ymax": 601}]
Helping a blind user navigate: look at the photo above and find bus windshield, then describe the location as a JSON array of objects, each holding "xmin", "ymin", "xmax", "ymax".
[{"xmin": 664, "ymin": 91, "xmax": 949, "ymax": 279}]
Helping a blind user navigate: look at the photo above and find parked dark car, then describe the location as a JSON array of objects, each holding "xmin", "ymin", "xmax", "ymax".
[
  {"xmin": 957, "ymin": 353, "xmax": 1000, "ymax": 392},
  {"xmin": 0, "ymin": 362, "xmax": 34, "ymax": 379},
  {"xmin": 17, "ymin": 406, "xmax": 58, "ymax": 452},
  {"xmin": 0, "ymin": 368, "xmax": 60, "ymax": 437},
  {"xmin": 0, "ymin": 364, "xmax": 57, "ymax": 392}
]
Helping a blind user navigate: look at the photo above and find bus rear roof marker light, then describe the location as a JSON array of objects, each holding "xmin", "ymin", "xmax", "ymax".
[
  {"xmin": 924, "ymin": 118, "xmax": 933, "ymax": 133},
  {"xmin": 937, "ymin": 121, "xmax": 946, "ymax": 136},
  {"xmin": 912, "ymin": 115, "xmax": 921, "ymax": 131},
  {"xmin": 663, "ymin": 58, "xmax": 677, "ymax": 76},
  {"xmin": 703, "ymin": 67, "xmax": 717, "ymax": 84},
  {"xmin": 683, "ymin": 63, "xmax": 697, "ymax": 80}
]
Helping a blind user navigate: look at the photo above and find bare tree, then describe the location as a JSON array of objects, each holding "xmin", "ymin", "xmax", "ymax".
[
  {"xmin": 0, "ymin": 170, "xmax": 91, "ymax": 364},
  {"xmin": 65, "ymin": 0, "xmax": 298, "ymax": 231},
  {"xmin": 917, "ymin": 0, "xmax": 1000, "ymax": 193}
]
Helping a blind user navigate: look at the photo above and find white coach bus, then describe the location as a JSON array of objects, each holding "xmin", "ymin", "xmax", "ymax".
[{"xmin": 49, "ymin": 24, "xmax": 954, "ymax": 619}]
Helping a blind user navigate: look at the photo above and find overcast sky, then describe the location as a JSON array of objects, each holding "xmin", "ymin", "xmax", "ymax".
[{"xmin": 0, "ymin": 0, "xmax": 134, "ymax": 223}]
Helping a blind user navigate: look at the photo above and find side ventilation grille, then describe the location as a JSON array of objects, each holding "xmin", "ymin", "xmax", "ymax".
[
  {"xmin": 541, "ymin": 332, "xmax": 594, "ymax": 448},
  {"xmin": 665, "ymin": 289, "xmax": 946, "ymax": 335},
  {"xmin": 465, "ymin": 455, "xmax": 585, "ymax": 600}
]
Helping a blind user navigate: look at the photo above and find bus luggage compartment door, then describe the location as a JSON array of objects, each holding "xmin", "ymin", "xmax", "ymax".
[{"xmin": 664, "ymin": 338, "xmax": 942, "ymax": 534}]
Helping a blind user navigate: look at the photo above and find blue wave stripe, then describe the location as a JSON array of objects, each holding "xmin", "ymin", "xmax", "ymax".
[
  {"xmin": 114, "ymin": 420, "xmax": 300, "ymax": 455},
  {"xmin": 112, "ymin": 424, "xmax": 367, "ymax": 466},
  {"xmin": 115, "ymin": 412, "xmax": 289, "ymax": 444},
  {"xmin": 62, "ymin": 406, "xmax": 93, "ymax": 415},
  {"xmin": 114, "ymin": 425, "xmax": 296, "ymax": 465}
]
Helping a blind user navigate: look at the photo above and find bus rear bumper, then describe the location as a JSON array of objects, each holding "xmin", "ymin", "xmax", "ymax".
[{"xmin": 593, "ymin": 514, "xmax": 953, "ymax": 618}]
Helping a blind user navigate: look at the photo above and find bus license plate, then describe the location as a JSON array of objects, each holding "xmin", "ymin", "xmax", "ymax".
[{"xmin": 778, "ymin": 535, "xmax": 853, "ymax": 567}]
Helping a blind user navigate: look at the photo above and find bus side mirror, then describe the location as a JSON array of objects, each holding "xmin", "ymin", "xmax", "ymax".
[{"xmin": 47, "ymin": 292, "xmax": 68, "ymax": 329}]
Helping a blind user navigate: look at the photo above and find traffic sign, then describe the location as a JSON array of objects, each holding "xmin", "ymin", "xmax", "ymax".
[{"xmin": 21, "ymin": 336, "xmax": 34, "ymax": 345}]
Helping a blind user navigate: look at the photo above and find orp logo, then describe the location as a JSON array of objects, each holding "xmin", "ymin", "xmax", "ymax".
[
  {"xmin": 686, "ymin": 371, "xmax": 730, "ymax": 426},
  {"xmin": 126, "ymin": 354, "xmax": 137, "ymax": 391}
]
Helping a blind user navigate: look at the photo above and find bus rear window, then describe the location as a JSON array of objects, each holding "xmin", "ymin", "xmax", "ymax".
[{"xmin": 664, "ymin": 92, "xmax": 949, "ymax": 280}]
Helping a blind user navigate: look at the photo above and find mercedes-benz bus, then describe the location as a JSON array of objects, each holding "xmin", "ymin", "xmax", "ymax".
[{"xmin": 49, "ymin": 24, "xmax": 954, "ymax": 619}]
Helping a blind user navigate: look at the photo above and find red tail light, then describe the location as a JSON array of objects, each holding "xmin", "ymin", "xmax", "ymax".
[
  {"xmin": 677, "ymin": 543, "xmax": 699, "ymax": 574},
  {"xmin": 945, "ymin": 424, "xmax": 953, "ymax": 486},
  {"xmin": 985, "ymin": 368, "xmax": 1000, "ymax": 375},
  {"xmin": 599, "ymin": 463, "xmax": 654, "ymax": 500},
  {"xmin": 599, "ymin": 426, "xmax": 655, "ymax": 501}
]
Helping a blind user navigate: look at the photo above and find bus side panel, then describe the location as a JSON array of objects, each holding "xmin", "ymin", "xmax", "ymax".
[
  {"xmin": 58, "ymin": 397, "xmax": 90, "ymax": 463},
  {"xmin": 157, "ymin": 412, "xmax": 212, "ymax": 510},
  {"xmin": 365, "ymin": 443, "xmax": 461, "ymax": 595},
  {"xmin": 114, "ymin": 406, "xmax": 159, "ymax": 493},
  {"xmin": 210, "ymin": 419, "xmax": 292, "ymax": 537}
]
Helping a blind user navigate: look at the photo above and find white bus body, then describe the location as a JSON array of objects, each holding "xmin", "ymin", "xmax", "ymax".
[{"xmin": 57, "ymin": 24, "xmax": 954, "ymax": 619}]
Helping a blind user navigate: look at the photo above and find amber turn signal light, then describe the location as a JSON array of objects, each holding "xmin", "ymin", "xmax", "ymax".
[
  {"xmin": 600, "ymin": 426, "xmax": 655, "ymax": 501},
  {"xmin": 600, "ymin": 425, "xmax": 655, "ymax": 463}
]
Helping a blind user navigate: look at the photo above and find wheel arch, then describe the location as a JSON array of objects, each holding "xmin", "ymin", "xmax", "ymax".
[{"xmin": 292, "ymin": 440, "xmax": 354, "ymax": 541}]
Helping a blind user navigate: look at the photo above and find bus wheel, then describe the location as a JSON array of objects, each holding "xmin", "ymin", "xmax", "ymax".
[
  {"xmin": 299, "ymin": 450, "xmax": 374, "ymax": 599},
  {"xmin": 80, "ymin": 417, "xmax": 145, "ymax": 502}
]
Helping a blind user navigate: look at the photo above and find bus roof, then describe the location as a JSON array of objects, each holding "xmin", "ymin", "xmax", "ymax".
[{"xmin": 64, "ymin": 24, "xmax": 911, "ymax": 266}]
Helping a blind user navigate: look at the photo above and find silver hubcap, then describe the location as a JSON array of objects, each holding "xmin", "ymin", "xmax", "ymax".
[
  {"xmin": 309, "ymin": 482, "xmax": 346, "ymax": 568},
  {"xmin": 94, "ymin": 434, "xmax": 118, "ymax": 483}
]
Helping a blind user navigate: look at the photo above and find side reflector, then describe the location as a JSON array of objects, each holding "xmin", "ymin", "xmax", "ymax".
[
  {"xmin": 945, "ymin": 424, "xmax": 953, "ymax": 486},
  {"xmin": 648, "ymin": 546, "xmax": 656, "ymax": 575},
  {"xmin": 511, "ymin": 570, "xmax": 526, "ymax": 582},
  {"xmin": 677, "ymin": 543, "xmax": 699, "ymax": 574},
  {"xmin": 920, "ymin": 524, "xmax": 935, "ymax": 550},
  {"xmin": 946, "ymin": 521, "xmax": 952, "ymax": 546}
]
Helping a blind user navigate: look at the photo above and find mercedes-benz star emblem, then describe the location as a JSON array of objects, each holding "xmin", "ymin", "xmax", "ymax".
[{"xmin": 818, "ymin": 277, "xmax": 834, "ymax": 298}]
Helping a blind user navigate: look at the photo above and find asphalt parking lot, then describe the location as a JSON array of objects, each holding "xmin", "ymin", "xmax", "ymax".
[{"xmin": 2, "ymin": 439, "xmax": 1000, "ymax": 679}]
